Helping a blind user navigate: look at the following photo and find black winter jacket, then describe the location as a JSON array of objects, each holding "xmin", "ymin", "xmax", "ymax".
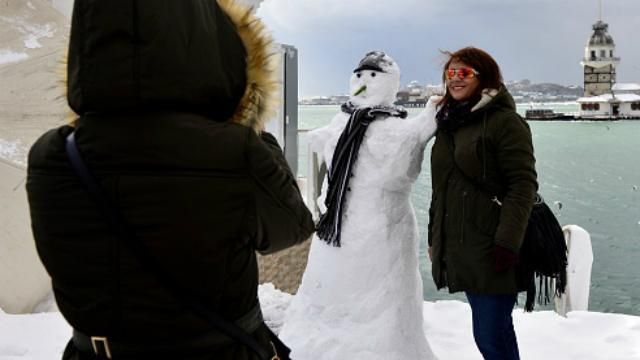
[
  {"xmin": 428, "ymin": 87, "xmax": 538, "ymax": 295},
  {"xmin": 26, "ymin": 1, "xmax": 314, "ymax": 359}
]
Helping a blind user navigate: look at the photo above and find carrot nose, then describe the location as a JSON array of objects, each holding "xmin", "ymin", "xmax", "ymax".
[{"xmin": 353, "ymin": 85, "xmax": 366, "ymax": 96}]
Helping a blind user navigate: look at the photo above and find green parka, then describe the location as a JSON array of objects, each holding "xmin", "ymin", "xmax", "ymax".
[{"xmin": 428, "ymin": 87, "xmax": 538, "ymax": 295}]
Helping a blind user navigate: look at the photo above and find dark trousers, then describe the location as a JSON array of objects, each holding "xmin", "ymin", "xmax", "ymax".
[{"xmin": 465, "ymin": 292, "xmax": 520, "ymax": 360}]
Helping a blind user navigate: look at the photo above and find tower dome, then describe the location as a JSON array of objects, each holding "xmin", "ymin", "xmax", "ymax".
[{"xmin": 588, "ymin": 20, "xmax": 615, "ymax": 46}]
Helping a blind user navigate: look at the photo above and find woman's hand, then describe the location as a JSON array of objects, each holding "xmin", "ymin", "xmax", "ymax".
[
  {"xmin": 492, "ymin": 245, "xmax": 519, "ymax": 272},
  {"xmin": 427, "ymin": 95, "xmax": 443, "ymax": 106}
]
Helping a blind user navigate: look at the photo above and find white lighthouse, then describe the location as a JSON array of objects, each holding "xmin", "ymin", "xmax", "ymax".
[
  {"xmin": 577, "ymin": 3, "xmax": 640, "ymax": 120},
  {"xmin": 580, "ymin": 19, "xmax": 619, "ymax": 97}
]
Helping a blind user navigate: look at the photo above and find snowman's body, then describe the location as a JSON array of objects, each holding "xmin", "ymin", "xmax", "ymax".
[{"xmin": 279, "ymin": 52, "xmax": 439, "ymax": 360}]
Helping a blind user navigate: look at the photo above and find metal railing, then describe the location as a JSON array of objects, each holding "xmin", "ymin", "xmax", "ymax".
[{"xmin": 298, "ymin": 128, "xmax": 325, "ymax": 221}]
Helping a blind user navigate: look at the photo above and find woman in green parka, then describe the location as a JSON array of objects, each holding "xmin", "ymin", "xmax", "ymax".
[{"xmin": 427, "ymin": 47, "xmax": 538, "ymax": 360}]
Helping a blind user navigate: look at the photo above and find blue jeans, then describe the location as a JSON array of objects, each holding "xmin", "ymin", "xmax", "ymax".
[{"xmin": 465, "ymin": 292, "xmax": 520, "ymax": 360}]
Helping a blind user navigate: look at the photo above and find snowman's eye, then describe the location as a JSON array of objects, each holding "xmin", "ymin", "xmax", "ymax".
[
  {"xmin": 356, "ymin": 72, "xmax": 362, "ymax": 78},
  {"xmin": 371, "ymin": 72, "xmax": 376, "ymax": 77}
]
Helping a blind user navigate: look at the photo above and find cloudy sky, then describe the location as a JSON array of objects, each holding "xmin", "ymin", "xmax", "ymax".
[{"xmin": 256, "ymin": 0, "xmax": 640, "ymax": 97}]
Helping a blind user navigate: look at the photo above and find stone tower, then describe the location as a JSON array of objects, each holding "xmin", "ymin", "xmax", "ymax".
[{"xmin": 580, "ymin": 19, "xmax": 619, "ymax": 97}]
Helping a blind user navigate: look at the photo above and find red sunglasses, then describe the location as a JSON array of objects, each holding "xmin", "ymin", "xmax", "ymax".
[{"xmin": 445, "ymin": 67, "xmax": 479, "ymax": 80}]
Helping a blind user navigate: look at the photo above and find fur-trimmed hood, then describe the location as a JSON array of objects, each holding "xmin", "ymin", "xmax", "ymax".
[
  {"xmin": 65, "ymin": 0, "xmax": 277, "ymax": 132},
  {"xmin": 470, "ymin": 86, "xmax": 515, "ymax": 113},
  {"xmin": 217, "ymin": 0, "xmax": 279, "ymax": 131}
]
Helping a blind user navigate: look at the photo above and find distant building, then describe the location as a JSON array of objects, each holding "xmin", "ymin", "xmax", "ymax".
[
  {"xmin": 299, "ymin": 95, "xmax": 350, "ymax": 105},
  {"xmin": 396, "ymin": 81, "xmax": 443, "ymax": 107},
  {"xmin": 578, "ymin": 17, "xmax": 640, "ymax": 119},
  {"xmin": 580, "ymin": 20, "xmax": 619, "ymax": 97}
]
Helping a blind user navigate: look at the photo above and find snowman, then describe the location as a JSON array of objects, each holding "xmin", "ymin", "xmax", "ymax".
[{"xmin": 279, "ymin": 51, "xmax": 439, "ymax": 360}]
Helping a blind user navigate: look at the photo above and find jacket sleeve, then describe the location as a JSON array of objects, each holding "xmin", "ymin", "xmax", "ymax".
[
  {"xmin": 493, "ymin": 114, "xmax": 538, "ymax": 252},
  {"xmin": 246, "ymin": 130, "xmax": 315, "ymax": 254}
]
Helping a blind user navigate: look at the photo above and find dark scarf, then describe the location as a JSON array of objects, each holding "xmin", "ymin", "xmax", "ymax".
[
  {"xmin": 435, "ymin": 95, "xmax": 481, "ymax": 132},
  {"xmin": 316, "ymin": 102, "xmax": 407, "ymax": 247}
]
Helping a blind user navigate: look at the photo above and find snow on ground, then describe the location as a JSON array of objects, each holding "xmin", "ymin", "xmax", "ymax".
[
  {"xmin": 0, "ymin": 307, "xmax": 71, "ymax": 360},
  {"xmin": 0, "ymin": 15, "xmax": 56, "ymax": 50},
  {"xmin": 1, "ymin": 284, "xmax": 639, "ymax": 360},
  {"xmin": 0, "ymin": 49, "xmax": 29, "ymax": 66},
  {"xmin": 0, "ymin": 139, "xmax": 27, "ymax": 167}
]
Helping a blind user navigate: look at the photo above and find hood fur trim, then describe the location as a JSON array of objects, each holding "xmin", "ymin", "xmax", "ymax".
[
  {"xmin": 218, "ymin": 0, "xmax": 279, "ymax": 133},
  {"xmin": 59, "ymin": 54, "xmax": 77, "ymax": 126},
  {"xmin": 471, "ymin": 88, "xmax": 499, "ymax": 112},
  {"xmin": 62, "ymin": 1, "xmax": 279, "ymax": 132}
]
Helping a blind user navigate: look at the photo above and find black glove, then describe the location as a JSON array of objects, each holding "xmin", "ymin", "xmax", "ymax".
[{"xmin": 493, "ymin": 245, "xmax": 519, "ymax": 273}]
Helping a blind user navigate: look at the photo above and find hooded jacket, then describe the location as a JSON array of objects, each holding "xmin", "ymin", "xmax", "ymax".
[
  {"xmin": 26, "ymin": 0, "xmax": 314, "ymax": 359},
  {"xmin": 428, "ymin": 86, "xmax": 538, "ymax": 295}
]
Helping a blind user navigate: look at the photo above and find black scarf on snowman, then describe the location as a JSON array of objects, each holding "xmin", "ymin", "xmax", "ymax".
[{"xmin": 316, "ymin": 101, "xmax": 407, "ymax": 247}]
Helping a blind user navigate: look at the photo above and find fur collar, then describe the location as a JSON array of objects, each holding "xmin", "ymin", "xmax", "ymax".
[
  {"xmin": 471, "ymin": 88, "xmax": 500, "ymax": 112},
  {"xmin": 217, "ymin": 0, "xmax": 279, "ymax": 133}
]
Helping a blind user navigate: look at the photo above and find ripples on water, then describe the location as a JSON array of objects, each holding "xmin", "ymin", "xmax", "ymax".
[{"xmin": 299, "ymin": 104, "xmax": 640, "ymax": 316}]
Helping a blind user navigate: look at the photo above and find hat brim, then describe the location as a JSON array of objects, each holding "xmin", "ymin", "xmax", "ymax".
[{"xmin": 353, "ymin": 64, "xmax": 385, "ymax": 73}]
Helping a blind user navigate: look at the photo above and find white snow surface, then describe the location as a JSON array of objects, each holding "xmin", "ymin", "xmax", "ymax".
[
  {"xmin": 1, "ymin": 284, "xmax": 639, "ymax": 360},
  {"xmin": 577, "ymin": 93, "xmax": 640, "ymax": 102},
  {"xmin": 612, "ymin": 83, "xmax": 640, "ymax": 92},
  {"xmin": 0, "ymin": 49, "xmax": 29, "ymax": 65},
  {"xmin": 280, "ymin": 97, "xmax": 440, "ymax": 359},
  {"xmin": 0, "ymin": 15, "xmax": 56, "ymax": 51},
  {"xmin": 0, "ymin": 139, "xmax": 28, "ymax": 166}
]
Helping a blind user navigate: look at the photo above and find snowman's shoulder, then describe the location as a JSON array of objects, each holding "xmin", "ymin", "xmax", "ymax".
[
  {"xmin": 307, "ymin": 112, "xmax": 349, "ymax": 153},
  {"xmin": 369, "ymin": 114, "xmax": 418, "ymax": 137},
  {"xmin": 370, "ymin": 103, "xmax": 438, "ymax": 144}
]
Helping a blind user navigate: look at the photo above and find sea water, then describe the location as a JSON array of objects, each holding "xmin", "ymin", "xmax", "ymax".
[{"xmin": 298, "ymin": 103, "xmax": 640, "ymax": 316}]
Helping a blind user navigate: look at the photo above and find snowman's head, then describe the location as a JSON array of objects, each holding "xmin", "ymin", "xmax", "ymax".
[{"xmin": 349, "ymin": 51, "xmax": 400, "ymax": 108}]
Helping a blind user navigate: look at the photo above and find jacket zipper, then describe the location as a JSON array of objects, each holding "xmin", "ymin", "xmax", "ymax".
[{"xmin": 461, "ymin": 191, "xmax": 467, "ymax": 244}]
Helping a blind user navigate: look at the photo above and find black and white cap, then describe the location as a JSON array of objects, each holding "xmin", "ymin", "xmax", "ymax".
[{"xmin": 353, "ymin": 51, "xmax": 395, "ymax": 73}]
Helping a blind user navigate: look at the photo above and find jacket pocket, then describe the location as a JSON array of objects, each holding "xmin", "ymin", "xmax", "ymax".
[{"xmin": 469, "ymin": 191, "xmax": 501, "ymax": 237}]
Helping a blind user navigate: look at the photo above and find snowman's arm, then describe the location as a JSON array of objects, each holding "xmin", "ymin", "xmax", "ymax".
[
  {"xmin": 306, "ymin": 112, "xmax": 345, "ymax": 155},
  {"xmin": 402, "ymin": 95, "xmax": 440, "ymax": 144}
]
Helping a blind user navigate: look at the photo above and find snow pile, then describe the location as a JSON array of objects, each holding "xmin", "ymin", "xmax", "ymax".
[
  {"xmin": 258, "ymin": 282, "xmax": 293, "ymax": 333},
  {"xmin": 0, "ymin": 284, "xmax": 639, "ymax": 359},
  {"xmin": 0, "ymin": 139, "xmax": 27, "ymax": 166},
  {"xmin": 0, "ymin": 0, "xmax": 67, "ymax": 70},
  {"xmin": 0, "ymin": 13, "xmax": 56, "ymax": 51},
  {"xmin": 0, "ymin": 310, "xmax": 71, "ymax": 360},
  {"xmin": 0, "ymin": 49, "xmax": 29, "ymax": 65}
]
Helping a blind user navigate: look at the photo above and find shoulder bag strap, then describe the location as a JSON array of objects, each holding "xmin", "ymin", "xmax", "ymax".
[{"xmin": 65, "ymin": 131, "xmax": 273, "ymax": 360}]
